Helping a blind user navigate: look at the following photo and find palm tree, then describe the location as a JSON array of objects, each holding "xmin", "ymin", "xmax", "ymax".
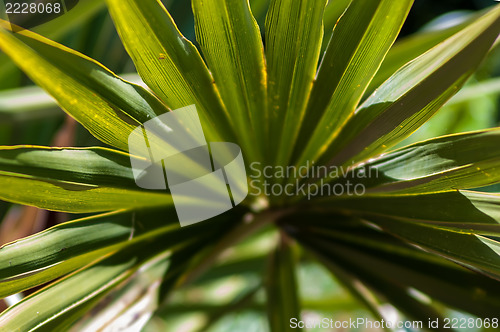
[{"xmin": 1, "ymin": 0, "xmax": 500, "ymax": 330}]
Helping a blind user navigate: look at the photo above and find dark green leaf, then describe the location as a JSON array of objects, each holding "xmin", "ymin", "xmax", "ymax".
[
  {"xmin": 105, "ymin": 0, "xmax": 236, "ymax": 144},
  {"xmin": 0, "ymin": 146, "xmax": 172, "ymax": 212},
  {"xmin": 193, "ymin": 0, "xmax": 267, "ymax": 164},
  {"xmin": 325, "ymin": 5, "xmax": 500, "ymax": 168},
  {"xmin": 293, "ymin": 0, "xmax": 413, "ymax": 168},
  {"xmin": 0, "ymin": 21, "xmax": 169, "ymax": 151},
  {"xmin": 265, "ymin": 0, "xmax": 327, "ymax": 166},
  {"xmin": 333, "ymin": 129, "xmax": 500, "ymax": 194}
]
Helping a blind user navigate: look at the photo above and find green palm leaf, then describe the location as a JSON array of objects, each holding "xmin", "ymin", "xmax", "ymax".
[
  {"xmin": 266, "ymin": 0, "xmax": 327, "ymax": 166},
  {"xmin": 294, "ymin": 0, "xmax": 413, "ymax": 168},
  {"xmin": 0, "ymin": 21, "xmax": 168, "ymax": 152},
  {"xmin": 0, "ymin": 147, "xmax": 172, "ymax": 212},
  {"xmin": 325, "ymin": 5, "xmax": 500, "ymax": 168},
  {"xmin": 105, "ymin": 0, "xmax": 236, "ymax": 144},
  {"xmin": 192, "ymin": 0, "xmax": 268, "ymax": 164},
  {"xmin": 1, "ymin": 0, "xmax": 500, "ymax": 330},
  {"xmin": 331, "ymin": 128, "xmax": 500, "ymax": 194}
]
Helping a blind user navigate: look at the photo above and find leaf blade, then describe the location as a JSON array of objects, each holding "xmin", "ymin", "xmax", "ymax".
[
  {"xmin": 265, "ymin": 0, "xmax": 327, "ymax": 166},
  {"xmin": 193, "ymin": 0, "xmax": 267, "ymax": 163},
  {"xmin": 368, "ymin": 11, "xmax": 476, "ymax": 93},
  {"xmin": 0, "ymin": 146, "xmax": 171, "ymax": 213},
  {"xmin": 0, "ymin": 208, "xmax": 173, "ymax": 298},
  {"xmin": 326, "ymin": 5, "xmax": 500, "ymax": 168},
  {"xmin": 334, "ymin": 129, "xmax": 500, "ymax": 194},
  {"xmin": 105, "ymin": 0, "xmax": 236, "ymax": 144},
  {"xmin": 0, "ymin": 21, "xmax": 169, "ymax": 151},
  {"xmin": 294, "ymin": 0, "xmax": 413, "ymax": 168}
]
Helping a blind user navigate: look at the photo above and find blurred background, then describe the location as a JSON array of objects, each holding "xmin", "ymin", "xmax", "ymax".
[{"xmin": 1, "ymin": 0, "xmax": 499, "ymax": 331}]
